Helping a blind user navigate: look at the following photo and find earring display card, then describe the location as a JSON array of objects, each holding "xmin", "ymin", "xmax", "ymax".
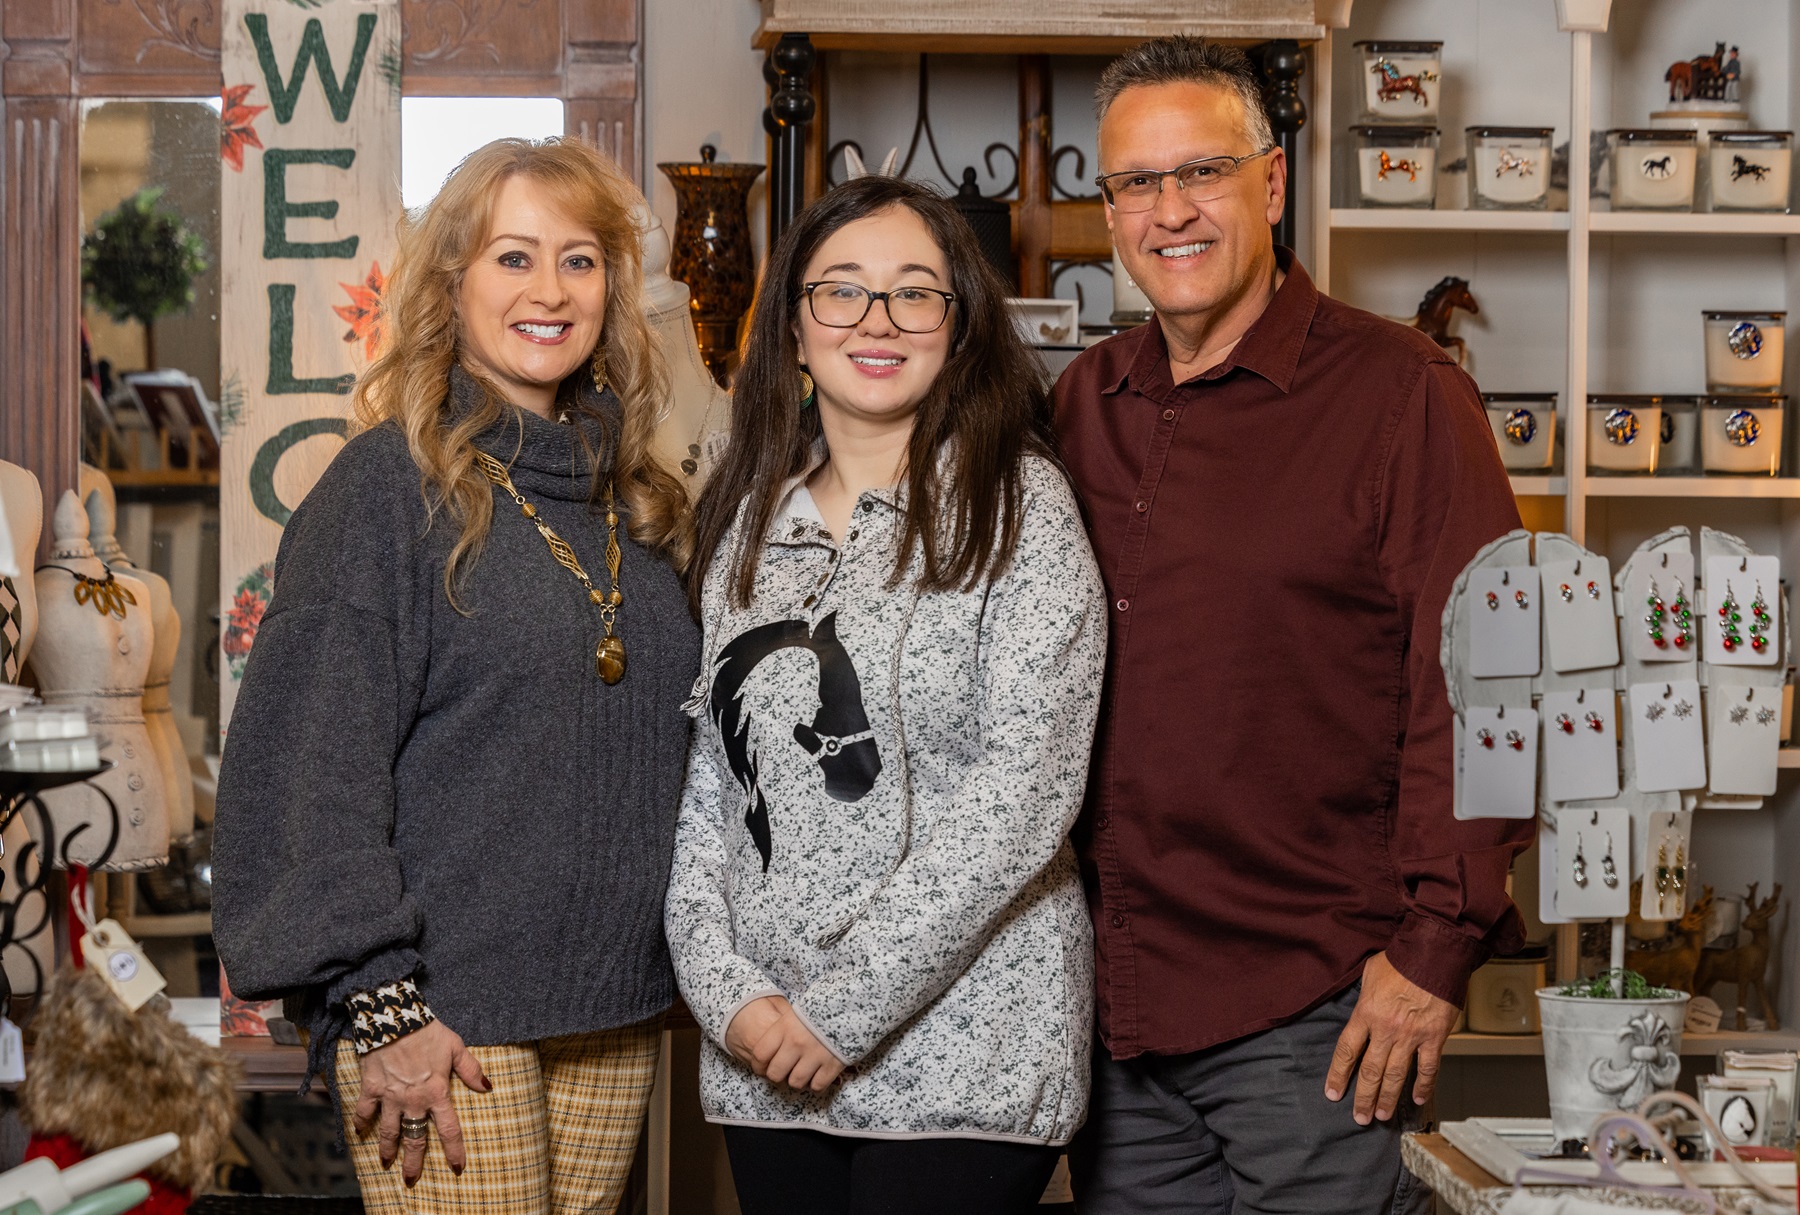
[
  {"xmin": 1638, "ymin": 810, "xmax": 1695, "ymax": 921},
  {"xmin": 1468, "ymin": 568, "xmax": 1541, "ymax": 677},
  {"xmin": 1540, "ymin": 558, "xmax": 1620, "ymax": 672},
  {"xmin": 1627, "ymin": 552, "xmax": 1697, "ymax": 663},
  {"xmin": 1629, "ymin": 680, "xmax": 1707, "ymax": 792},
  {"xmin": 1457, "ymin": 705, "xmax": 1538, "ymax": 819},
  {"xmin": 1556, "ymin": 806, "xmax": 1632, "ymax": 920},
  {"xmin": 1704, "ymin": 555, "xmax": 1781, "ymax": 666},
  {"xmin": 1708, "ymin": 684, "xmax": 1782, "ymax": 795},
  {"xmin": 1541, "ymin": 689, "xmax": 1620, "ymax": 802}
]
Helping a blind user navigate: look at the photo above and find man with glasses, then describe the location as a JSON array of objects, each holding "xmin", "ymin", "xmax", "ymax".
[{"xmin": 1052, "ymin": 37, "xmax": 1534, "ymax": 1215}]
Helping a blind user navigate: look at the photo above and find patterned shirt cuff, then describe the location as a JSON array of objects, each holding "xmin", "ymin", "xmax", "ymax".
[{"xmin": 344, "ymin": 978, "xmax": 436, "ymax": 1054}]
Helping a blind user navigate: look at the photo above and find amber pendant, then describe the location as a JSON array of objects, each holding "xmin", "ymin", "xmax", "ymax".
[{"xmin": 596, "ymin": 634, "xmax": 627, "ymax": 685}]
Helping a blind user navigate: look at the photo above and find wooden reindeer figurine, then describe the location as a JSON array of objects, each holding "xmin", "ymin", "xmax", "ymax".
[
  {"xmin": 1627, "ymin": 885, "xmax": 1714, "ymax": 993},
  {"xmin": 1695, "ymin": 884, "xmax": 1783, "ymax": 1031}
]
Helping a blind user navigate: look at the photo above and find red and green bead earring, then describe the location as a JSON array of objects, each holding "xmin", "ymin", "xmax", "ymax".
[
  {"xmin": 1719, "ymin": 581, "xmax": 1744, "ymax": 652},
  {"xmin": 1749, "ymin": 582, "xmax": 1770, "ymax": 653},
  {"xmin": 1646, "ymin": 578, "xmax": 1668, "ymax": 648}
]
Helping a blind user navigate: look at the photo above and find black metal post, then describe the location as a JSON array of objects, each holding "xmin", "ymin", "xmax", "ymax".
[
  {"xmin": 765, "ymin": 33, "xmax": 817, "ymax": 249},
  {"xmin": 1256, "ymin": 40, "xmax": 1307, "ymax": 251}
]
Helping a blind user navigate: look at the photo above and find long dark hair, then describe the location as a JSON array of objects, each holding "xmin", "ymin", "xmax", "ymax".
[{"xmin": 691, "ymin": 176, "xmax": 1054, "ymax": 613}]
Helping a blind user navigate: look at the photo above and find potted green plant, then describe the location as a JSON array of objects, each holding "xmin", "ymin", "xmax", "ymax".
[
  {"xmin": 81, "ymin": 187, "xmax": 208, "ymax": 370},
  {"xmin": 1537, "ymin": 969, "xmax": 1691, "ymax": 1143}
]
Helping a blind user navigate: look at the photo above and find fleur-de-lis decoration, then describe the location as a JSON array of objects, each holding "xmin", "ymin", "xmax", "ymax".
[{"xmin": 1588, "ymin": 1012, "xmax": 1681, "ymax": 1110}]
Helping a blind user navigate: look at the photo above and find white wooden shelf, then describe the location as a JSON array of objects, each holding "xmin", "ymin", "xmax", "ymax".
[
  {"xmin": 1582, "ymin": 477, "xmax": 1800, "ymax": 499},
  {"xmin": 1509, "ymin": 476, "xmax": 1567, "ymax": 496},
  {"xmin": 1445, "ymin": 1027, "xmax": 1800, "ymax": 1058},
  {"xmin": 1589, "ymin": 211, "xmax": 1800, "ymax": 237},
  {"xmin": 1330, "ymin": 209, "xmax": 1571, "ymax": 233}
]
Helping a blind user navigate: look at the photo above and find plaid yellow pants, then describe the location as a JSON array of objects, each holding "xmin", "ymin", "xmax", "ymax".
[{"xmin": 335, "ymin": 1020, "xmax": 661, "ymax": 1215}]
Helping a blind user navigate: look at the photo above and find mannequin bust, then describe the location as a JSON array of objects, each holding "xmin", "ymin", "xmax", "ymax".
[
  {"xmin": 0, "ymin": 461, "xmax": 42, "ymax": 684},
  {"xmin": 0, "ymin": 459, "xmax": 53, "ymax": 1000},
  {"xmin": 637, "ymin": 205, "xmax": 731, "ymax": 487},
  {"xmin": 83, "ymin": 474, "xmax": 193, "ymax": 843},
  {"xmin": 30, "ymin": 491, "xmax": 168, "ymax": 870}
]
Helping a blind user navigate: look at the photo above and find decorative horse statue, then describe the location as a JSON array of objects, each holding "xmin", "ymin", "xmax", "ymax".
[
  {"xmin": 1694, "ymin": 883, "xmax": 1783, "ymax": 1030},
  {"xmin": 1665, "ymin": 42, "xmax": 1726, "ymax": 102},
  {"xmin": 1403, "ymin": 276, "xmax": 1480, "ymax": 365},
  {"xmin": 1626, "ymin": 885, "xmax": 1715, "ymax": 993},
  {"xmin": 703, "ymin": 611, "xmax": 883, "ymax": 872}
]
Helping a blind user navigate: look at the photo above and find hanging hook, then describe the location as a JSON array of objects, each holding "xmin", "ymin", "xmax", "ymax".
[
  {"xmin": 1497, "ymin": 704, "xmax": 1506, "ymax": 719},
  {"xmin": 1664, "ymin": 684, "xmax": 1674, "ymax": 699},
  {"xmin": 1502, "ymin": 570, "xmax": 1511, "ymax": 586},
  {"xmin": 1661, "ymin": 551, "xmax": 1669, "ymax": 568},
  {"xmin": 1578, "ymin": 688, "xmax": 1587, "ymax": 703},
  {"xmin": 1748, "ymin": 686, "xmax": 1756, "ymax": 702},
  {"xmin": 1741, "ymin": 556, "xmax": 1749, "ymax": 571},
  {"xmin": 1574, "ymin": 559, "xmax": 1583, "ymax": 576},
  {"xmin": 1591, "ymin": 809, "xmax": 1600, "ymax": 826}
]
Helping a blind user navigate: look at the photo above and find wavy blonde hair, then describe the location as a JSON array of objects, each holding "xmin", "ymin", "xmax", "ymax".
[{"xmin": 351, "ymin": 137, "xmax": 692, "ymax": 608}]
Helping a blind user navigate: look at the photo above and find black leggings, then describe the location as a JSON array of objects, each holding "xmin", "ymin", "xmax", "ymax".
[{"xmin": 723, "ymin": 1125, "xmax": 1063, "ymax": 1215}]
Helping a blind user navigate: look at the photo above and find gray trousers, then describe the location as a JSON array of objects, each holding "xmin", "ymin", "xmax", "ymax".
[{"xmin": 1068, "ymin": 986, "xmax": 1432, "ymax": 1215}]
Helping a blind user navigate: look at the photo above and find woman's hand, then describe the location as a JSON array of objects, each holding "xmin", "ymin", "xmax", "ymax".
[
  {"xmin": 724, "ymin": 995, "xmax": 786, "ymax": 1067},
  {"xmin": 352, "ymin": 1020, "xmax": 491, "ymax": 1185},
  {"xmin": 740, "ymin": 996, "xmax": 846, "ymax": 1093}
]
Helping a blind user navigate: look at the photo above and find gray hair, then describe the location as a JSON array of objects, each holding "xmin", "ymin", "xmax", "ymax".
[{"xmin": 1095, "ymin": 36, "xmax": 1275, "ymax": 152}]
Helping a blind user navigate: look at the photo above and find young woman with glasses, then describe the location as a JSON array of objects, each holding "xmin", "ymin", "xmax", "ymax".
[{"xmin": 665, "ymin": 175, "xmax": 1106, "ymax": 1215}]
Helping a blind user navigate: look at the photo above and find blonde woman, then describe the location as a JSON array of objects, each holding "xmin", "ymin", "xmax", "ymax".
[{"xmin": 214, "ymin": 138, "xmax": 699, "ymax": 1214}]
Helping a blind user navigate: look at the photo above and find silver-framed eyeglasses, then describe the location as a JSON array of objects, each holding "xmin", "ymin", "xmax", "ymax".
[
  {"xmin": 1095, "ymin": 147, "xmax": 1276, "ymax": 212},
  {"xmin": 801, "ymin": 281, "xmax": 956, "ymax": 334}
]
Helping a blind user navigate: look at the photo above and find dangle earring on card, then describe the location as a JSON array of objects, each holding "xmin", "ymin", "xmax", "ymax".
[
  {"xmin": 1706, "ymin": 555, "xmax": 1781, "ymax": 667},
  {"xmin": 1558, "ymin": 806, "xmax": 1631, "ymax": 918},
  {"xmin": 1639, "ymin": 811, "xmax": 1694, "ymax": 921},
  {"xmin": 1631, "ymin": 552, "xmax": 1696, "ymax": 662}
]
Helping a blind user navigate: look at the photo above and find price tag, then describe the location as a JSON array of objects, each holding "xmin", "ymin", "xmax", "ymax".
[
  {"xmin": 1628, "ymin": 680, "xmax": 1707, "ymax": 792},
  {"xmin": 1468, "ymin": 568, "xmax": 1540, "ymax": 678},
  {"xmin": 78, "ymin": 918, "xmax": 166, "ymax": 1012},
  {"xmin": 1541, "ymin": 689, "xmax": 1619, "ymax": 803},
  {"xmin": 1540, "ymin": 558, "xmax": 1620, "ymax": 672}
]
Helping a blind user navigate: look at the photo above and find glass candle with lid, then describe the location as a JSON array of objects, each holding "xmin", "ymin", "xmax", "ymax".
[
  {"xmin": 1587, "ymin": 395, "xmax": 1663, "ymax": 474},
  {"xmin": 1350, "ymin": 125, "xmax": 1438, "ymax": 209},
  {"xmin": 1355, "ymin": 41, "xmax": 1442, "ymax": 122},
  {"xmin": 1701, "ymin": 395, "xmax": 1785, "ymax": 476},
  {"xmin": 1482, "ymin": 393, "xmax": 1558, "ymax": 470},
  {"xmin": 1467, "ymin": 128, "xmax": 1554, "ymax": 210},
  {"xmin": 1708, "ymin": 132, "xmax": 1793, "ymax": 213},
  {"xmin": 1703, "ymin": 311, "xmax": 1785, "ymax": 392},
  {"xmin": 1609, "ymin": 130, "xmax": 1698, "ymax": 211},
  {"xmin": 1658, "ymin": 396, "xmax": 1700, "ymax": 474}
]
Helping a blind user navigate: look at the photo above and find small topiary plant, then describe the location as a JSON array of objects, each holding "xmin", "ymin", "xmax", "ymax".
[
  {"xmin": 81, "ymin": 186, "xmax": 209, "ymax": 369},
  {"xmin": 1556, "ymin": 968, "xmax": 1679, "ymax": 999}
]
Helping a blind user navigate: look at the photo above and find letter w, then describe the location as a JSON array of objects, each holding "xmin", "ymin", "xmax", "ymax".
[{"xmin": 244, "ymin": 12, "xmax": 376, "ymax": 125}]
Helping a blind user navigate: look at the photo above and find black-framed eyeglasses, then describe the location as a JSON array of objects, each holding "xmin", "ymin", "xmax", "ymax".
[
  {"xmin": 1094, "ymin": 147, "xmax": 1276, "ymax": 212},
  {"xmin": 801, "ymin": 280, "xmax": 957, "ymax": 334}
]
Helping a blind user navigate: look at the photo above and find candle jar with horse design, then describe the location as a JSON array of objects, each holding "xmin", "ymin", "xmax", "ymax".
[
  {"xmin": 1587, "ymin": 394, "xmax": 1664, "ymax": 474},
  {"xmin": 1609, "ymin": 129, "xmax": 1698, "ymax": 211},
  {"xmin": 1483, "ymin": 392, "xmax": 1559, "ymax": 471},
  {"xmin": 1708, "ymin": 131, "xmax": 1793, "ymax": 212},
  {"xmin": 1467, "ymin": 127, "xmax": 1554, "ymax": 210},
  {"xmin": 1350, "ymin": 125, "xmax": 1437, "ymax": 208},
  {"xmin": 1355, "ymin": 41, "xmax": 1442, "ymax": 121},
  {"xmin": 1703, "ymin": 310, "xmax": 1785, "ymax": 391},
  {"xmin": 1700, "ymin": 394, "xmax": 1785, "ymax": 476},
  {"xmin": 1720, "ymin": 1050, "xmax": 1797, "ymax": 1148}
]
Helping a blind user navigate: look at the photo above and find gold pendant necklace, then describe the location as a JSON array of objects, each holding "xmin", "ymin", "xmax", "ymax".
[{"xmin": 475, "ymin": 452, "xmax": 626, "ymax": 684}]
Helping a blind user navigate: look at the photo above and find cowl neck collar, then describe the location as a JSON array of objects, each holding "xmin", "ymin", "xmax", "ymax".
[{"xmin": 448, "ymin": 363, "xmax": 620, "ymax": 504}]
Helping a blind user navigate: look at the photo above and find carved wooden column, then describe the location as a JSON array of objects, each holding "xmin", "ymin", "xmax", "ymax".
[
  {"xmin": 1015, "ymin": 55, "xmax": 1052, "ymax": 298},
  {"xmin": 563, "ymin": 0, "xmax": 641, "ymax": 182},
  {"xmin": 764, "ymin": 32, "xmax": 815, "ymax": 248},
  {"xmin": 1256, "ymin": 40, "xmax": 1307, "ymax": 251},
  {"xmin": 1, "ymin": 0, "xmax": 81, "ymax": 555}
]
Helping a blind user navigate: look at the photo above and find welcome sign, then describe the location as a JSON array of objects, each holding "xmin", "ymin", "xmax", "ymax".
[{"xmin": 218, "ymin": 0, "xmax": 400, "ymax": 735}]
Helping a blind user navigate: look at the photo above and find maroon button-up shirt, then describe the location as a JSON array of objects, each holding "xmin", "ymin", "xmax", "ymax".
[{"xmin": 1054, "ymin": 251, "xmax": 1533, "ymax": 1060}]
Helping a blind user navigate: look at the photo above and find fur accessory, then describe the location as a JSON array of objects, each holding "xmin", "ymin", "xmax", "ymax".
[{"xmin": 20, "ymin": 967, "xmax": 239, "ymax": 1192}]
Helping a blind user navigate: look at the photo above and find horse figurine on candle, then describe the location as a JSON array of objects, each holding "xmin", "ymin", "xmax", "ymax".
[
  {"xmin": 1403, "ymin": 276, "xmax": 1479, "ymax": 366},
  {"xmin": 1369, "ymin": 57, "xmax": 1437, "ymax": 106},
  {"xmin": 1375, "ymin": 150, "xmax": 1422, "ymax": 182}
]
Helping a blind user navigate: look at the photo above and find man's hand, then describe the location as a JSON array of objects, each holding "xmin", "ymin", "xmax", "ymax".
[
  {"xmin": 351, "ymin": 1020, "xmax": 490, "ymax": 1184},
  {"xmin": 1324, "ymin": 952, "xmax": 1460, "ymax": 1125}
]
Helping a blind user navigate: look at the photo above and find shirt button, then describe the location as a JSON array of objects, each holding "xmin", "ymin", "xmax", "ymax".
[
  {"xmin": 816, "ymin": 572, "xmax": 829, "ymax": 586},
  {"xmin": 804, "ymin": 594, "xmax": 818, "ymax": 608},
  {"xmin": 1134, "ymin": 500, "xmax": 1148, "ymax": 513},
  {"xmin": 1116, "ymin": 598, "xmax": 1129, "ymax": 612},
  {"xmin": 1162, "ymin": 409, "xmax": 1176, "ymax": 421},
  {"xmin": 1096, "ymin": 815, "xmax": 1110, "ymax": 830},
  {"xmin": 1110, "ymin": 913, "xmax": 1125, "ymax": 928}
]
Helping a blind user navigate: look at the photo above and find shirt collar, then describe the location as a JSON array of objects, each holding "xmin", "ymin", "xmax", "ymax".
[{"xmin": 1107, "ymin": 246, "xmax": 1316, "ymax": 401}]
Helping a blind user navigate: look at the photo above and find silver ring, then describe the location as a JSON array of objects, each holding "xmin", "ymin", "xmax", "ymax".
[{"xmin": 399, "ymin": 1116, "xmax": 430, "ymax": 1140}]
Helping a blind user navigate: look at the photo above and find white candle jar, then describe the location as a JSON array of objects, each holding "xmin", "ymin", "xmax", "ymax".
[
  {"xmin": 1609, "ymin": 130, "xmax": 1698, "ymax": 211},
  {"xmin": 1703, "ymin": 311, "xmax": 1785, "ymax": 392},
  {"xmin": 1355, "ymin": 41, "xmax": 1442, "ymax": 122},
  {"xmin": 1709, "ymin": 132, "xmax": 1793, "ymax": 213},
  {"xmin": 1658, "ymin": 396, "xmax": 1699, "ymax": 473},
  {"xmin": 1468, "ymin": 128, "xmax": 1554, "ymax": 210},
  {"xmin": 1350, "ymin": 125, "xmax": 1438, "ymax": 209},
  {"xmin": 1483, "ymin": 393, "xmax": 1558, "ymax": 470},
  {"xmin": 1701, "ymin": 394, "xmax": 1785, "ymax": 476},
  {"xmin": 1587, "ymin": 395, "xmax": 1663, "ymax": 474}
]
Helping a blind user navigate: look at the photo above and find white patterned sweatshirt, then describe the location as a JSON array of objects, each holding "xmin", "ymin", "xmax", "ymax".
[{"xmin": 665, "ymin": 453, "xmax": 1105, "ymax": 1145}]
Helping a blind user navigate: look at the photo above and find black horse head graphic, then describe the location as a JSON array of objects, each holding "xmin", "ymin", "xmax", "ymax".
[{"xmin": 708, "ymin": 612, "xmax": 882, "ymax": 871}]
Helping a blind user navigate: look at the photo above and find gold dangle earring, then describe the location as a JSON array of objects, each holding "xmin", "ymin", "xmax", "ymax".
[
  {"xmin": 798, "ymin": 368, "xmax": 815, "ymax": 409},
  {"xmin": 590, "ymin": 346, "xmax": 608, "ymax": 394}
]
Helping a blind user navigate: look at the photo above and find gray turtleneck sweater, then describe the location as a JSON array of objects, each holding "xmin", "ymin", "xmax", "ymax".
[{"xmin": 213, "ymin": 369, "xmax": 700, "ymax": 1066}]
